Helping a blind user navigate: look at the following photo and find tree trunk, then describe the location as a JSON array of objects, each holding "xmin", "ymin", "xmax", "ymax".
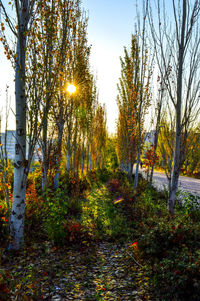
[
  {"xmin": 54, "ymin": 121, "xmax": 64, "ymax": 189},
  {"xmin": 128, "ymin": 161, "xmax": 132, "ymax": 182},
  {"xmin": 90, "ymin": 142, "xmax": 92, "ymax": 170},
  {"xmin": 134, "ymin": 149, "xmax": 141, "ymax": 189},
  {"xmin": 66, "ymin": 137, "xmax": 71, "ymax": 172},
  {"xmin": 10, "ymin": 23, "xmax": 27, "ymax": 250},
  {"xmin": 150, "ymin": 91, "xmax": 163, "ymax": 184},
  {"xmin": 81, "ymin": 141, "xmax": 85, "ymax": 175},
  {"xmin": 168, "ymin": 0, "xmax": 186, "ymax": 215},
  {"xmin": 42, "ymin": 112, "xmax": 48, "ymax": 192},
  {"xmin": 86, "ymin": 143, "xmax": 89, "ymax": 172}
]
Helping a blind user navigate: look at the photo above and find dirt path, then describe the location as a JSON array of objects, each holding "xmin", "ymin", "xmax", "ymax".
[
  {"xmin": 3, "ymin": 241, "xmax": 147, "ymax": 301},
  {"xmin": 41, "ymin": 242, "xmax": 143, "ymax": 300}
]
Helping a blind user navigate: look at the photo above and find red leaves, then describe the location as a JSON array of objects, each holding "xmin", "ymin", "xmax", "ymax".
[
  {"xmin": 42, "ymin": 271, "xmax": 48, "ymax": 277},
  {"xmin": 64, "ymin": 221, "xmax": 84, "ymax": 242},
  {"xmin": 143, "ymin": 146, "xmax": 159, "ymax": 170},
  {"xmin": 130, "ymin": 241, "xmax": 138, "ymax": 247}
]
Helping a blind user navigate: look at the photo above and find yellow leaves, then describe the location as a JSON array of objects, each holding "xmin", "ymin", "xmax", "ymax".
[
  {"xmin": 5, "ymin": 183, "xmax": 10, "ymax": 189},
  {"xmin": 15, "ymin": 283, "xmax": 22, "ymax": 290}
]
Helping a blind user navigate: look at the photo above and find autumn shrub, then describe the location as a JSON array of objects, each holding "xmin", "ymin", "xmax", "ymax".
[
  {"xmin": 25, "ymin": 183, "xmax": 45, "ymax": 238},
  {"xmin": 132, "ymin": 210, "xmax": 200, "ymax": 300},
  {"xmin": 0, "ymin": 268, "xmax": 11, "ymax": 299},
  {"xmin": 59, "ymin": 172, "xmax": 89, "ymax": 196},
  {"xmin": 0, "ymin": 204, "xmax": 9, "ymax": 242},
  {"xmin": 27, "ymin": 167, "xmax": 42, "ymax": 194},
  {"xmin": 147, "ymin": 248, "xmax": 200, "ymax": 301},
  {"xmin": 0, "ymin": 161, "xmax": 14, "ymax": 201},
  {"xmin": 64, "ymin": 219, "xmax": 91, "ymax": 244}
]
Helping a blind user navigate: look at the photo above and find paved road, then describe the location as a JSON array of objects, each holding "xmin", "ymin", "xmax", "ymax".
[{"xmin": 140, "ymin": 169, "xmax": 200, "ymax": 196}]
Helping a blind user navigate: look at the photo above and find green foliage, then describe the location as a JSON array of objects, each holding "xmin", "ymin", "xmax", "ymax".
[
  {"xmin": 59, "ymin": 172, "xmax": 89, "ymax": 196},
  {"xmin": 86, "ymin": 168, "xmax": 112, "ymax": 187},
  {"xmin": 177, "ymin": 191, "xmax": 200, "ymax": 217},
  {"xmin": 43, "ymin": 188, "xmax": 70, "ymax": 245},
  {"xmin": 1, "ymin": 166, "xmax": 200, "ymax": 300},
  {"xmin": 81, "ymin": 186, "xmax": 129, "ymax": 240},
  {"xmin": 104, "ymin": 136, "xmax": 119, "ymax": 169},
  {"xmin": 140, "ymin": 187, "xmax": 168, "ymax": 215}
]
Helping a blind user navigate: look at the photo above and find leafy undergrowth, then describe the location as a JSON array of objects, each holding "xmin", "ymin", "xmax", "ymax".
[{"xmin": 0, "ymin": 168, "xmax": 200, "ymax": 300}]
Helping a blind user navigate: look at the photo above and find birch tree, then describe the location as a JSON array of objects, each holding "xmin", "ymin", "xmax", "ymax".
[{"xmin": 0, "ymin": 0, "xmax": 38, "ymax": 249}]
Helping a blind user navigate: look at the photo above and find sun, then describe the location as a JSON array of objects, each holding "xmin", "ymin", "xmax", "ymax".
[{"xmin": 66, "ymin": 84, "xmax": 76, "ymax": 95}]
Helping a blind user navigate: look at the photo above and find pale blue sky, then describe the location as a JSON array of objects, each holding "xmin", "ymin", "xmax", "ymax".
[{"xmin": 82, "ymin": 0, "xmax": 139, "ymax": 133}]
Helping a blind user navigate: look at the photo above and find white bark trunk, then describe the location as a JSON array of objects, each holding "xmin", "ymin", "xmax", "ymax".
[
  {"xmin": 134, "ymin": 150, "xmax": 141, "ymax": 189},
  {"xmin": 10, "ymin": 4, "xmax": 29, "ymax": 249}
]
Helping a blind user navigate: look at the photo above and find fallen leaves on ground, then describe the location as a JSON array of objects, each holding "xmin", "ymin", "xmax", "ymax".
[{"xmin": 0, "ymin": 240, "xmax": 150, "ymax": 300}]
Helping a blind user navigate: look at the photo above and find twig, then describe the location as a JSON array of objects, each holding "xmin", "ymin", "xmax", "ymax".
[{"xmin": 129, "ymin": 253, "xmax": 143, "ymax": 268}]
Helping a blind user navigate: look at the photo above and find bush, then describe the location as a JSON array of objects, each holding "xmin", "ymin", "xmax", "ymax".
[
  {"xmin": 43, "ymin": 189, "xmax": 70, "ymax": 245},
  {"xmin": 132, "ymin": 212, "xmax": 200, "ymax": 300},
  {"xmin": 59, "ymin": 172, "xmax": 89, "ymax": 196},
  {"xmin": 177, "ymin": 191, "xmax": 200, "ymax": 216},
  {"xmin": 25, "ymin": 183, "xmax": 45, "ymax": 239},
  {"xmin": 0, "ymin": 204, "xmax": 9, "ymax": 243},
  {"xmin": 81, "ymin": 187, "xmax": 130, "ymax": 240},
  {"xmin": 64, "ymin": 219, "xmax": 91, "ymax": 244}
]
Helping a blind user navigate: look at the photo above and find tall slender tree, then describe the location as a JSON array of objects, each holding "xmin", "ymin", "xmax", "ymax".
[
  {"xmin": 0, "ymin": 0, "xmax": 38, "ymax": 249},
  {"xmin": 148, "ymin": 0, "xmax": 200, "ymax": 214}
]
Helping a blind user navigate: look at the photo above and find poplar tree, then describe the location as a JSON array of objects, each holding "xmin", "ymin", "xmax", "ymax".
[
  {"xmin": 117, "ymin": 30, "xmax": 152, "ymax": 186},
  {"xmin": 148, "ymin": 0, "xmax": 200, "ymax": 214}
]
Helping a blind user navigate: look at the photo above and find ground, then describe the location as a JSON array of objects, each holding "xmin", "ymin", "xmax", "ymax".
[{"xmin": 1, "ymin": 240, "xmax": 149, "ymax": 301}]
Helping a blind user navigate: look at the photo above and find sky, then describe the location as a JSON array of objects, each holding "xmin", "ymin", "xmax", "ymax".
[
  {"xmin": 82, "ymin": 0, "xmax": 139, "ymax": 133},
  {"xmin": 0, "ymin": 0, "xmax": 140, "ymax": 133}
]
